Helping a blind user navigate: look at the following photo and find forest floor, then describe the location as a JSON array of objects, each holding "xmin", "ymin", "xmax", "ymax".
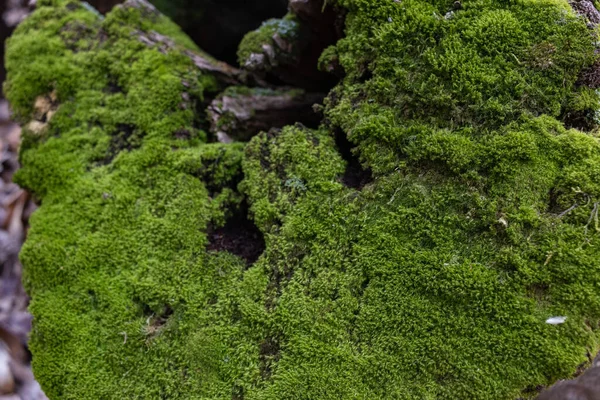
[
  {"xmin": 0, "ymin": 0, "xmax": 47, "ymax": 397},
  {"xmin": 0, "ymin": 99, "xmax": 45, "ymax": 400}
]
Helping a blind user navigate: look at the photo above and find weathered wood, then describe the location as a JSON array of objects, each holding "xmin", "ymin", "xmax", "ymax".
[
  {"xmin": 237, "ymin": 0, "xmax": 344, "ymax": 90},
  {"xmin": 208, "ymin": 88, "xmax": 324, "ymax": 142}
]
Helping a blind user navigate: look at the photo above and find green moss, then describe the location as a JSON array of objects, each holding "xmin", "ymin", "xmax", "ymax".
[
  {"xmin": 5, "ymin": 1, "xmax": 246, "ymax": 398},
  {"xmin": 103, "ymin": 0, "xmax": 202, "ymax": 52},
  {"xmin": 241, "ymin": 125, "xmax": 345, "ymax": 231},
  {"xmin": 243, "ymin": 117, "xmax": 600, "ymax": 399},
  {"xmin": 236, "ymin": 13, "xmax": 302, "ymax": 68},
  {"xmin": 240, "ymin": 0, "xmax": 600, "ymax": 398},
  {"xmin": 9, "ymin": 0, "xmax": 600, "ymax": 398}
]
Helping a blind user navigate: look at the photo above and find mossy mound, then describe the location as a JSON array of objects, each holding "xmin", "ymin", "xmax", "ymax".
[
  {"xmin": 5, "ymin": 0, "xmax": 246, "ymax": 397},
  {"xmin": 6, "ymin": 0, "xmax": 600, "ymax": 398}
]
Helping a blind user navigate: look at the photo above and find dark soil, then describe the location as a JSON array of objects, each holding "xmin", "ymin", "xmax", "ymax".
[
  {"xmin": 207, "ymin": 207, "xmax": 265, "ymax": 265},
  {"xmin": 334, "ymin": 129, "xmax": 373, "ymax": 190}
]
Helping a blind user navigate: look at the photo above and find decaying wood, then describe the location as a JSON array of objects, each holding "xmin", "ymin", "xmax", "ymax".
[
  {"xmin": 208, "ymin": 89, "xmax": 325, "ymax": 142},
  {"xmin": 125, "ymin": 0, "xmax": 263, "ymax": 87},
  {"xmin": 239, "ymin": 0, "xmax": 343, "ymax": 90},
  {"xmin": 208, "ymin": 89, "xmax": 325, "ymax": 143},
  {"xmin": 135, "ymin": 29, "xmax": 248, "ymax": 86}
]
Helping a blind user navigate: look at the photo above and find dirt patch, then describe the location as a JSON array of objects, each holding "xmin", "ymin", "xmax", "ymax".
[{"xmin": 207, "ymin": 206, "xmax": 265, "ymax": 265}]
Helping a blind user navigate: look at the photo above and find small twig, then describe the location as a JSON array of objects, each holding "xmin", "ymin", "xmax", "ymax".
[
  {"xmin": 387, "ymin": 188, "xmax": 401, "ymax": 205},
  {"xmin": 558, "ymin": 202, "xmax": 578, "ymax": 218},
  {"xmin": 511, "ymin": 53, "xmax": 521, "ymax": 64},
  {"xmin": 544, "ymin": 251, "xmax": 554, "ymax": 266},
  {"xmin": 584, "ymin": 202, "xmax": 599, "ymax": 235}
]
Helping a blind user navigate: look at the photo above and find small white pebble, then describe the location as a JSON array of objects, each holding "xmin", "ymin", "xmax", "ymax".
[{"xmin": 545, "ymin": 316, "xmax": 567, "ymax": 325}]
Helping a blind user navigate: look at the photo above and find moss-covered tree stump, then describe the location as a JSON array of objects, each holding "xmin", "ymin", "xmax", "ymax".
[{"xmin": 6, "ymin": 0, "xmax": 600, "ymax": 398}]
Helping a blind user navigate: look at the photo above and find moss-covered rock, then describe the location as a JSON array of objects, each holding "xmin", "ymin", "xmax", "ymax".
[
  {"xmin": 7, "ymin": 0, "xmax": 600, "ymax": 398},
  {"xmin": 5, "ymin": 0, "xmax": 248, "ymax": 398}
]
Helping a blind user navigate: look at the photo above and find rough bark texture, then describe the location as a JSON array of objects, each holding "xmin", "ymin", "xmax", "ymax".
[
  {"xmin": 208, "ymin": 87, "xmax": 324, "ymax": 142},
  {"xmin": 6, "ymin": 0, "xmax": 600, "ymax": 399}
]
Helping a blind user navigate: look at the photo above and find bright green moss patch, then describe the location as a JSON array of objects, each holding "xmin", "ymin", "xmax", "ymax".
[
  {"xmin": 241, "ymin": 116, "xmax": 600, "ymax": 399},
  {"xmin": 239, "ymin": 0, "xmax": 600, "ymax": 398},
  {"xmin": 5, "ymin": 1, "xmax": 250, "ymax": 398},
  {"xmin": 8, "ymin": 0, "xmax": 600, "ymax": 398},
  {"xmin": 241, "ymin": 125, "xmax": 345, "ymax": 231}
]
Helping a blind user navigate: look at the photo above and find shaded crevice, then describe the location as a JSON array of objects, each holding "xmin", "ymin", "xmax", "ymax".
[
  {"xmin": 334, "ymin": 129, "xmax": 373, "ymax": 190},
  {"xmin": 258, "ymin": 335, "xmax": 281, "ymax": 380},
  {"xmin": 104, "ymin": 78, "xmax": 124, "ymax": 94},
  {"xmin": 264, "ymin": 246, "xmax": 303, "ymax": 310},
  {"xmin": 151, "ymin": 0, "xmax": 288, "ymax": 65},
  {"xmin": 152, "ymin": 305, "xmax": 173, "ymax": 324},
  {"xmin": 561, "ymin": 107, "xmax": 597, "ymax": 132},
  {"xmin": 207, "ymin": 88, "xmax": 325, "ymax": 143},
  {"xmin": 195, "ymin": 167, "xmax": 243, "ymax": 199},
  {"xmin": 136, "ymin": 303, "xmax": 174, "ymax": 338},
  {"xmin": 232, "ymin": 386, "xmax": 244, "ymax": 400},
  {"xmin": 547, "ymin": 187, "xmax": 563, "ymax": 215},
  {"xmin": 238, "ymin": 0, "xmax": 345, "ymax": 91},
  {"xmin": 207, "ymin": 203, "xmax": 265, "ymax": 265},
  {"xmin": 172, "ymin": 128, "xmax": 192, "ymax": 140},
  {"xmin": 145, "ymin": 306, "xmax": 173, "ymax": 335},
  {"xmin": 358, "ymin": 277, "xmax": 370, "ymax": 297},
  {"xmin": 103, "ymin": 123, "xmax": 141, "ymax": 164},
  {"xmin": 138, "ymin": 302, "xmax": 173, "ymax": 318},
  {"xmin": 193, "ymin": 95, "xmax": 216, "ymax": 138},
  {"xmin": 265, "ymin": 268, "xmax": 288, "ymax": 310},
  {"xmin": 357, "ymin": 65, "xmax": 373, "ymax": 83}
]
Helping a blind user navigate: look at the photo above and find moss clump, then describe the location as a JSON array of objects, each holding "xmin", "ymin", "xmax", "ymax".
[
  {"xmin": 8, "ymin": 0, "xmax": 600, "ymax": 398},
  {"xmin": 240, "ymin": 0, "xmax": 600, "ymax": 398},
  {"xmin": 241, "ymin": 125, "xmax": 345, "ymax": 231},
  {"xmin": 5, "ymin": 1, "xmax": 246, "ymax": 398},
  {"xmin": 236, "ymin": 14, "xmax": 303, "ymax": 70}
]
